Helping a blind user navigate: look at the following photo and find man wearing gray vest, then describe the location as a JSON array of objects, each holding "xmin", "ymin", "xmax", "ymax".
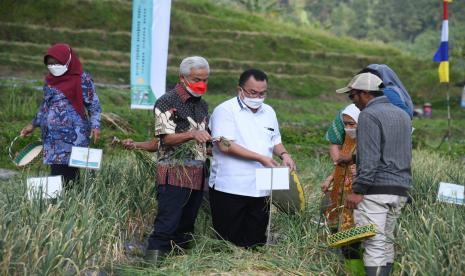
[{"xmin": 337, "ymin": 72, "xmax": 412, "ymax": 276}]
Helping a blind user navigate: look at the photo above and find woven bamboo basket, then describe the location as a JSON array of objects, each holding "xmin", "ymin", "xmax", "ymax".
[
  {"xmin": 324, "ymin": 205, "xmax": 377, "ymax": 248},
  {"xmin": 327, "ymin": 223, "xmax": 376, "ymax": 248},
  {"xmin": 9, "ymin": 136, "xmax": 43, "ymax": 167}
]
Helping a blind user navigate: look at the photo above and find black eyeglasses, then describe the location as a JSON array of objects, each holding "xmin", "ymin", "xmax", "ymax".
[{"xmin": 241, "ymin": 86, "xmax": 267, "ymax": 98}]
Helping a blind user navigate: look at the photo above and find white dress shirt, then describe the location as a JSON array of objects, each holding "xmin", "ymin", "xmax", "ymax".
[{"xmin": 209, "ymin": 96, "xmax": 282, "ymax": 197}]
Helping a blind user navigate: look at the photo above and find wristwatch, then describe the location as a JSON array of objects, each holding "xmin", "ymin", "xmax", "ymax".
[{"xmin": 279, "ymin": 151, "xmax": 289, "ymax": 160}]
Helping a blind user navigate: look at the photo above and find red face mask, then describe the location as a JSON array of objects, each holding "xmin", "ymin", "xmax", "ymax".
[{"xmin": 184, "ymin": 79, "xmax": 207, "ymax": 96}]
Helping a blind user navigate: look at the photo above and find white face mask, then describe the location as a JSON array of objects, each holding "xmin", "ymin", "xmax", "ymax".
[
  {"xmin": 345, "ymin": 128, "xmax": 357, "ymax": 139},
  {"xmin": 240, "ymin": 88, "xmax": 265, "ymax": 109},
  {"xmin": 47, "ymin": 53, "xmax": 71, "ymax": 77},
  {"xmin": 243, "ymin": 97, "xmax": 264, "ymax": 109}
]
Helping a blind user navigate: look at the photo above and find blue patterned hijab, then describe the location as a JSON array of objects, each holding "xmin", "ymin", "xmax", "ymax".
[{"xmin": 367, "ymin": 64, "xmax": 414, "ymax": 114}]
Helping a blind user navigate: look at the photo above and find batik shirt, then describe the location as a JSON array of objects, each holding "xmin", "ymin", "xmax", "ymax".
[
  {"xmin": 32, "ymin": 72, "xmax": 101, "ymax": 165},
  {"xmin": 154, "ymin": 84, "xmax": 208, "ymax": 190},
  {"xmin": 154, "ymin": 84, "xmax": 208, "ymax": 162}
]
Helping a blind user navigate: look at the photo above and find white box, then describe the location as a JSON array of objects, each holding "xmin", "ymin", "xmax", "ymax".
[{"xmin": 27, "ymin": 176, "xmax": 62, "ymax": 199}]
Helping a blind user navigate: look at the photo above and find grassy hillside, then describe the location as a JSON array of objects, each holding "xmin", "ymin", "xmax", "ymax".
[
  {"xmin": 0, "ymin": 0, "xmax": 441, "ymax": 98},
  {"xmin": 0, "ymin": 0, "xmax": 464, "ymax": 274}
]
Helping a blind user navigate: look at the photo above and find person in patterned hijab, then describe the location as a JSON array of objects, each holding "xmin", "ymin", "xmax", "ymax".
[{"xmin": 21, "ymin": 43, "xmax": 101, "ymax": 188}]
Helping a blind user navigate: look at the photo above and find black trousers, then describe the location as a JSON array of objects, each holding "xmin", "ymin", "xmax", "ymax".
[
  {"xmin": 50, "ymin": 164, "xmax": 80, "ymax": 188},
  {"xmin": 209, "ymin": 187, "xmax": 269, "ymax": 248},
  {"xmin": 147, "ymin": 184, "xmax": 203, "ymax": 252}
]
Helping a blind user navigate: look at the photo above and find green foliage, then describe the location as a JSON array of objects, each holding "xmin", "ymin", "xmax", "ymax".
[
  {"xmin": 244, "ymin": 0, "xmax": 465, "ymax": 84},
  {"xmin": 0, "ymin": 151, "xmax": 156, "ymax": 274},
  {"xmin": 303, "ymin": 0, "xmax": 446, "ymax": 43},
  {"xmin": 0, "ymin": 0, "xmax": 440, "ymax": 101},
  {"xmin": 397, "ymin": 150, "xmax": 465, "ymax": 275},
  {"xmin": 0, "ymin": 0, "xmax": 464, "ymax": 274},
  {"xmin": 1, "ymin": 146, "xmax": 464, "ymax": 274},
  {"xmin": 0, "ymin": 0, "xmax": 131, "ymax": 31}
]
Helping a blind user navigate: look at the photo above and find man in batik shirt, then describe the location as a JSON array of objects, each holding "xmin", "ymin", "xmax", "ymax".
[{"xmin": 142, "ymin": 56, "xmax": 211, "ymax": 264}]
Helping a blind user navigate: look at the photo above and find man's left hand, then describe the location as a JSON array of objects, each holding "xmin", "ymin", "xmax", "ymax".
[
  {"xmin": 345, "ymin": 193, "xmax": 364, "ymax": 209},
  {"xmin": 90, "ymin": 128, "xmax": 100, "ymax": 143},
  {"xmin": 282, "ymin": 154, "xmax": 296, "ymax": 172}
]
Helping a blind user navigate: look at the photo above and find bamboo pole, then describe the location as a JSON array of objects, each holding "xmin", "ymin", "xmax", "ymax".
[
  {"xmin": 266, "ymin": 168, "xmax": 274, "ymax": 246},
  {"xmin": 446, "ymin": 83, "xmax": 452, "ymax": 152}
]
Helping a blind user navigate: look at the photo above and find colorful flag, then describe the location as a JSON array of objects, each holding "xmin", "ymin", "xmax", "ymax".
[
  {"xmin": 130, "ymin": 0, "xmax": 172, "ymax": 109},
  {"xmin": 433, "ymin": 0, "xmax": 451, "ymax": 83}
]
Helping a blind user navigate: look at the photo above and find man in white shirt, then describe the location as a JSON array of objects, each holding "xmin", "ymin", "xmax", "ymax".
[{"xmin": 208, "ymin": 69, "xmax": 296, "ymax": 247}]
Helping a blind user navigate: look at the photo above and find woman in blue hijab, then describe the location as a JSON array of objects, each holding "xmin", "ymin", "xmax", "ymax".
[
  {"xmin": 325, "ymin": 64, "xmax": 413, "ymax": 163},
  {"xmin": 362, "ymin": 64, "xmax": 413, "ymax": 119}
]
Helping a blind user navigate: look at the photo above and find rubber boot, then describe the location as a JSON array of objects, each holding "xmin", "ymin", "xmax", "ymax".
[
  {"xmin": 143, "ymin": 249, "xmax": 167, "ymax": 267},
  {"xmin": 344, "ymin": 259, "xmax": 365, "ymax": 276}
]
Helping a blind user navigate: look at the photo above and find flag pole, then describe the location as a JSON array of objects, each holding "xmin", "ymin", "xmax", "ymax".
[
  {"xmin": 433, "ymin": 0, "xmax": 452, "ymax": 152},
  {"xmin": 446, "ymin": 83, "xmax": 451, "ymax": 152}
]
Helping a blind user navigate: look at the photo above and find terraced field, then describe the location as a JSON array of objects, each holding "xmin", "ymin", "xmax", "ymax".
[
  {"xmin": 0, "ymin": 0, "xmax": 436, "ymax": 99},
  {"xmin": 1, "ymin": 0, "xmax": 463, "ymax": 158}
]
